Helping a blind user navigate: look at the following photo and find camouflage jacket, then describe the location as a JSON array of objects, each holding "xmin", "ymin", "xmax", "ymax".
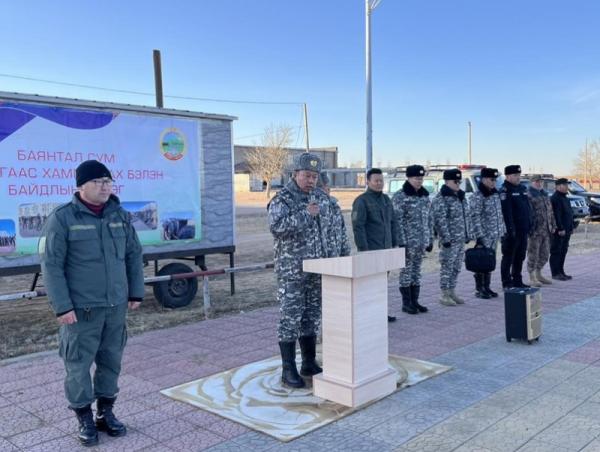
[
  {"xmin": 326, "ymin": 195, "xmax": 351, "ymax": 257},
  {"xmin": 268, "ymin": 180, "xmax": 331, "ymax": 276},
  {"xmin": 431, "ymin": 185, "xmax": 471, "ymax": 244},
  {"xmin": 469, "ymin": 183, "xmax": 506, "ymax": 245},
  {"xmin": 392, "ymin": 181, "xmax": 433, "ymax": 250},
  {"xmin": 528, "ymin": 187, "xmax": 556, "ymax": 236}
]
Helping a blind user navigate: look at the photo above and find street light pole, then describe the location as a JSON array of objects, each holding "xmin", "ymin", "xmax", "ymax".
[
  {"xmin": 467, "ymin": 121, "xmax": 472, "ymax": 164},
  {"xmin": 366, "ymin": 0, "xmax": 382, "ymax": 175}
]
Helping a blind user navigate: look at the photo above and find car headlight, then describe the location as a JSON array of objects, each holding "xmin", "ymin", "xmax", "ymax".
[{"xmin": 590, "ymin": 197, "xmax": 600, "ymax": 204}]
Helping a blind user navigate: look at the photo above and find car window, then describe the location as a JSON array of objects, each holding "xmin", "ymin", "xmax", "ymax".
[
  {"xmin": 570, "ymin": 180, "xmax": 585, "ymax": 193},
  {"xmin": 463, "ymin": 179, "xmax": 474, "ymax": 193},
  {"xmin": 423, "ymin": 178, "xmax": 436, "ymax": 193},
  {"xmin": 389, "ymin": 179, "xmax": 403, "ymax": 193}
]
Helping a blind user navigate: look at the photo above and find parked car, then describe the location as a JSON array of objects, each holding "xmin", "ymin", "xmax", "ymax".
[
  {"xmin": 568, "ymin": 180, "xmax": 600, "ymax": 218},
  {"xmin": 520, "ymin": 174, "xmax": 589, "ymax": 221},
  {"xmin": 384, "ymin": 164, "xmax": 504, "ymax": 198}
]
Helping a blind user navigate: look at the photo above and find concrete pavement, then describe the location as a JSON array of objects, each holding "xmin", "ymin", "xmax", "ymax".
[{"xmin": 1, "ymin": 252, "xmax": 599, "ymax": 451}]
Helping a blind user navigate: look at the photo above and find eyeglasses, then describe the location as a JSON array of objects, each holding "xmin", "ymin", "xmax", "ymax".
[{"xmin": 91, "ymin": 179, "xmax": 113, "ymax": 187}]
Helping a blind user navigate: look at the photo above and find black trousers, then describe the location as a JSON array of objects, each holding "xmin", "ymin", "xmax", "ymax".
[
  {"xmin": 550, "ymin": 232, "xmax": 571, "ymax": 276},
  {"xmin": 501, "ymin": 233, "xmax": 528, "ymax": 285}
]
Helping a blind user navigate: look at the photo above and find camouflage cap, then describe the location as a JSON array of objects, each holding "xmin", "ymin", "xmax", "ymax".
[{"xmin": 294, "ymin": 153, "xmax": 322, "ymax": 173}]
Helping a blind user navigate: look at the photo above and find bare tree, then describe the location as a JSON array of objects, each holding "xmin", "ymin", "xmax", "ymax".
[
  {"xmin": 247, "ymin": 124, "xmax": 293, "ymax": 198},
  {"xmin": 572, "ymin": 140, "xmax": 600, "ymax": 189}
]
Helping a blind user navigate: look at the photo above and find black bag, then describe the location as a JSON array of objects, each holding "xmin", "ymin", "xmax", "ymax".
[{"xmin": 465, "ymin": 246, "xmax": 496, "ymax": 273}]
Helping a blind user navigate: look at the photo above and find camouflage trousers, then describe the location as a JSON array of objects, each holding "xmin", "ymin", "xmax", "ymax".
[
  {"xmin": 527, "ymin": 232, "xmax": 551, "ymax": 272},
  {"xmin": 277, "ymin": 271, "xmax": 322, "ymax": 342},
  {"xmin": 399, "ymin": 247, "xmax": 425, "ymax": 287},
  {"xmin": 439, "ymin": 243, "xmax": 465, "ymax": 290}
]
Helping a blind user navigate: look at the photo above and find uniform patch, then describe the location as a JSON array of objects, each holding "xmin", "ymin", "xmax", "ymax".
[
  {"xmin": 69, "ymin": 224, "xmax": 95, "ymax": 231},
  {"xmin": 500, "ymin": 193, "xmax": 507, "ymax": 201}
]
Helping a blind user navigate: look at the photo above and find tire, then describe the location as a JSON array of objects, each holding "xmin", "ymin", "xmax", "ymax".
[{"xmin": 153, "ymin": 263, "xmax": 198, "ymax": 308}]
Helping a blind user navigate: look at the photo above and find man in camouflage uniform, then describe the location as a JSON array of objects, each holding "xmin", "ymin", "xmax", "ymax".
[
  {"xmin": 392, "ymin": 164, "xmax": 433, "ymax": 315},
  {"xmin": 527, "ymin": 174, "xmax": 557, "ymax": 286},
  {"xmin": 317, "ymin": 172, "xmax": 351, "ymax": 258},
  {"xmin": 469, "ymin": 167, "xmax": 506, "ymax": 299},
  {"xmin": 431, "ymin": 169, "xmax": 471, "ymax": 306},
  {"xmin": 268, "ymin": 153, "xmax": 332, "ymax": 388}
]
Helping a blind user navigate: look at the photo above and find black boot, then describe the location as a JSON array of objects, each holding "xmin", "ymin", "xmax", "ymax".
[
  {"xmin": 474, "ymin": 274, "xmax": 491, "ymax": 299},
  {"xmin": 410, "ymin": 285, "xmax": 428, "ymax": 313},
  {"xmin": 96, "ymin": 397, "xmax": 127, "ymax": 437},
  {"xmin": 279, "ymin": 341, "xmax": 305, "ymax": 388},
  {"xmin": 299, "ymin": 335, "xmax": 322, "ymax": 377},
  {"xmin": 400, "ymin": 286, "xmax": 417, "ymax": 315},
  {"xmin": 72, "ymin": 405, "xmax": 99, "ymax": 447},
  {"xmin": 512, "ymin": 277, "xmax": 530, "ymax": 289},
  {"xmin": 483, "ymin": 273, "xmax": 498, "ymax": 297}
]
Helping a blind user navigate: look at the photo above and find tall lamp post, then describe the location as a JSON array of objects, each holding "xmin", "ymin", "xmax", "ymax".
[{"xmin": 366, "ymin": 0, "xmax": 383, "ymax": 174}]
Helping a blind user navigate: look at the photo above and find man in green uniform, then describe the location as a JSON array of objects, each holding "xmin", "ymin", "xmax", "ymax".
[{"xmin": 40, "ymin": 160, "xmax": 144, "ymax": 447}]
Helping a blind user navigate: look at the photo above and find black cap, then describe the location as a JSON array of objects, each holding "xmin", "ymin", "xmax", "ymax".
[
  {"xmin": 504, "ymin": 165, "xmax": 522, "ymax": 175},
  {"xmin": 406, "ymin": 165, "xmax": 425, "ymax": 178},
  {"xmin": 443, "ymin": 168, "xmax": 462, "ymax": 181},
  {"xmin": 555, "ymin": 178, "xmax": 569, "ymax": 185},
  {"xmin": 76, "ymin": 160, "xmax": 112, "ymax": 187},
  {"xmin": 481, "ymin": 167, "xmax": 499, "ymax": 178}
]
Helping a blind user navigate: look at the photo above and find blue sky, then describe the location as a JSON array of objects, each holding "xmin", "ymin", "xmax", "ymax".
[{"xmin": 1, "ymin": 0, "xmax": 598, "ymax": 175}]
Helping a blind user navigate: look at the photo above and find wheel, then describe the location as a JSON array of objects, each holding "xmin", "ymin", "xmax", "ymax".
[{"xmin": 153, "ymin": 263, "xmax": 198, "ymax": 308}]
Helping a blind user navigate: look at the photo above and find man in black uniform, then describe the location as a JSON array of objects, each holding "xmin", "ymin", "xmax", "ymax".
[
  {"xmin": 499, "ymin": 165, "xmax": 532, "ymax": 289},
  {"xmin": 550, "ymin": 178, "xmax": 575, "ymax": 280}
]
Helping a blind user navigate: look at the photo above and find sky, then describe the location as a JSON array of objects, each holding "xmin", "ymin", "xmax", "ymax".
[{"xmin": 0, "ymin": 0, "xmax": 599, "ymax": 175}]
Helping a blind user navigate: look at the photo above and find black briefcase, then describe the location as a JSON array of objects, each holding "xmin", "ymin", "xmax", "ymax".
[{"xmin": 465, "ymin": 246, "xmax": 496, "ymax": 273}]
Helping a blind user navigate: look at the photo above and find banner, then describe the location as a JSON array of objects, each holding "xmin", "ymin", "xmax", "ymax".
[{"xmin": 0, "ymin": 102, "xmax": 202, "ymax": 257}]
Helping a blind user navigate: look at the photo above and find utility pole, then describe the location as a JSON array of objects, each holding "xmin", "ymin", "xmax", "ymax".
[
  {"xmin": 153, "ymin": 49, "xmax": 164, "ymax": 108},
  {"xmin": 467, "ymin": 121, "xmax": 472, "ymax": 164},
  {"xmin": 365, "ymin": 0, "xmax": 382, "ymax": 175},
  {"xmin": 303, "ymin": 103, "xmax": 310, "ymax": 153}
]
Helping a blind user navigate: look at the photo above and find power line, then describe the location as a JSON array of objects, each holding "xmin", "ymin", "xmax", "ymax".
[{"xmin": 0, "ymin": 73, "xmax": 304, "ymax": 106}]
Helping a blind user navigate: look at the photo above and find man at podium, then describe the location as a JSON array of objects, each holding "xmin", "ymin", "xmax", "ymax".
[{"xmin": 267, "ymin": 153, "xmax": 333, "ymax": 388}]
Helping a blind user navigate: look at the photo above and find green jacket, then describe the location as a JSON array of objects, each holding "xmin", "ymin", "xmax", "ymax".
[
  {"xmin": 40, "ymin": 194, "xmax": 144, "ymax": 315},
  {"xmin": 351, "ymin": 188, "xmax": 399, "ymax": 251}
]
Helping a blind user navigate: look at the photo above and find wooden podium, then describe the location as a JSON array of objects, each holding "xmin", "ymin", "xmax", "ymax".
[{"xmin": 303, "ymin": 248, "xmax": 405, "ymax": 408}]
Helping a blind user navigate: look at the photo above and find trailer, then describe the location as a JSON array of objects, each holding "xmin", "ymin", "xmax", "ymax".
[{"xmin": 0, "ymin": 92, "xmax": 237, "ymax": 308}]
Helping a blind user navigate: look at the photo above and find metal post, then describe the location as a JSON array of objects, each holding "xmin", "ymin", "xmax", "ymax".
[
  {"xmin": 203, "ymin": 276, "xmax": 212, "ymax": 318},
  {"xmin": 153, "ymin": 49, "xmax": 164, "ymax": 108},
  {"xmin": 365, "ymin": 0, "xmax": 373, "ymax": 174},
  {"xmin": 303, "ymin": 103, "xmax": 310, "ymax": 153},
  {"xmin": 468, "ymin": 121, "xmax": 472, "ymax": 164}
]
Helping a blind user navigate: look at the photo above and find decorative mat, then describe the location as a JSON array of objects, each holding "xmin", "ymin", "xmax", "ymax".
[{"xmin": 161, "ymin": 354, "xmax": 451, "ymax": 442}]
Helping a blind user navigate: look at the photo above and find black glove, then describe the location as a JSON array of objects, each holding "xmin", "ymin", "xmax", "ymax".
[
  {"xmin": 442, "ymin": 242, "xmax": 452, "ymax": 248},
  {"xmin": 425, "ymin": 243, "xmax": 433, "ymax": 252},
  {"xmin": 476, "ymin": 237, "xmax": 485, "ymax": 247}
]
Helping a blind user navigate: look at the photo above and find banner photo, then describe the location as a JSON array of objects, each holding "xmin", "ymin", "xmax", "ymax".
[{"xmin": 0, "ymin": 102, "xmax": 202, "ymax": 258}]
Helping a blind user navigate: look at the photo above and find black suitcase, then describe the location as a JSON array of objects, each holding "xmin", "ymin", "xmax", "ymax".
[{"xmin": 465, "ymin": 246, "xmax": 496, "ymax": 273}]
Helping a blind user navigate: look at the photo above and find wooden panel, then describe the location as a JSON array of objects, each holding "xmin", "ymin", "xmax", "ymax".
[
  {"xmin": 352, "ymin": 273, "xmax": 390, "ymax": 382},
  {"xmin": 321, "ymin": 275, "xmax": 354, "ymax": 383}
]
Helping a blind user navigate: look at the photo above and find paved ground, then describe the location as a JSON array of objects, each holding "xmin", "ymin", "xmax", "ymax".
[{"xmin": 1, "ymin": 253, "xmax": 600, "ymax": 451}]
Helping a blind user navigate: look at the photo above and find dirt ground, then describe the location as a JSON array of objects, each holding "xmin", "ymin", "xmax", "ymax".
[{"xmin": 1, "ymin": 192, "xmax": 600, "ymax": 360}]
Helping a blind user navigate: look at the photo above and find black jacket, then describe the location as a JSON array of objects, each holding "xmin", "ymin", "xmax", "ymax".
[
  {"xmin": 551, "ymin": 191, "xmax": 574, "ymax": 233},
  {"xmin": 499, "ymin": 181, "xmax": 532, "ymax": 236},
  {"xmin": 351, "ymin": 188, "xmax": 398, "ymax": 251}
]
